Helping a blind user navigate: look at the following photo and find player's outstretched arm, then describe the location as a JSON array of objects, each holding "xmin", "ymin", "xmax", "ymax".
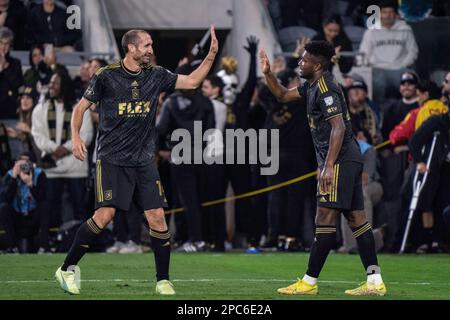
[
  {"xmin": 71, "ymin": 98, "xmax": 92, "ymax": 161},
  {"xmin": 175, "ymin": 25, "xmax": 219, "ymax": 90},
  {"xmin": 259, "ymin": 48, "xmax": 301, "ymax": 103}
]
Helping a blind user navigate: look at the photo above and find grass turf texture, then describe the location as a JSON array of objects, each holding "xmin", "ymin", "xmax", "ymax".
[{"xmin": 0, "ymin": 253, "xmax": 449, "ymax": 300}]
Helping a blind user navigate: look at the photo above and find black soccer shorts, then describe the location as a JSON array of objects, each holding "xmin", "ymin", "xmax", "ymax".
[
  {"xmin": 94, "ymin": 159, "xmax": 168, "ymax": 211},
  {"xmin": 317, "ymin": 161, "xmax": 364, "ymax": 211}
]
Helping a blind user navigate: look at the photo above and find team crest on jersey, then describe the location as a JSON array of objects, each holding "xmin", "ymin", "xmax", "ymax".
[
  {"xmin": 86, "ymin": 87, "xmax": 94, "ymax": 97},
  {"xmin": 104, "ymin": 190, "xmax": 112, "ymax": 201},
  {"xmin": 324, "ymin": 96, "xmax": 333, "ymax": 106},
  {"xmin": 131, "ymin": 81, "xmax": 139, "ymax": 100}
]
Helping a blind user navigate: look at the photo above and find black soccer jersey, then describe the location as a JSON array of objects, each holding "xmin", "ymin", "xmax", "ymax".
[
  {"xmin": 83, "ymin": 60, "xmax": 177, "ymax": 167},
  {"xmin": 297, "ymin": 71, "xmax": 362, "ymax": 168}
]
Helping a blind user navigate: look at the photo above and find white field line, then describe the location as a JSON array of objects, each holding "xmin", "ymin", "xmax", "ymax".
[{"xmin": 0, "ymin": 279, "xmax": 438, "ymax": 285}]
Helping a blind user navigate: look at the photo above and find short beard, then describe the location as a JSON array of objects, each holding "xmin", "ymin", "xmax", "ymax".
[{"xmin": 299, "ymin": 72, "xmax": 312, "ymax": 80}]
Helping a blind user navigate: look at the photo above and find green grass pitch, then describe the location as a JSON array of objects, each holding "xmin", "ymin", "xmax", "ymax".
[{"xmin": 0, "ymin": 252, "xmax": 449, "ymax": 300}]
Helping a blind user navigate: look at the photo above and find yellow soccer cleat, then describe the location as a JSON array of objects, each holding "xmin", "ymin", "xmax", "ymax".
[
  {"xmin": 55, "ymin": 267, "xmax": 80, "ymax": 295},
  {"xmin": 155, "ymin": 280, "xmax": 176, "ymax": 295},
  {"xmin": 345, "ymin": 281, "xmax": 387, "ymax": 296},
  {"xmin": 277, "ymin": 278, "xmax": 318, "ymax": 295}
]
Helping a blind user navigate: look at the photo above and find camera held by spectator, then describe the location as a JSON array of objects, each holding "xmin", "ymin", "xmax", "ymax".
[{"xmin": 0, "ymin": 152, "xmax": 49, "ymax": 253}]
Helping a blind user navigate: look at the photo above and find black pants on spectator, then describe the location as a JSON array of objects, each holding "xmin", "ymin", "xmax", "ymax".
[
  {"xmin": 46, "ymin": 178, "xmax": 87, "ymax": 228},
  {"xmin": 395, "ymin": 161, "xmax": 450, "ymax": 251},
  {"xmin": 201, "ymin": 163, "xmax": 227, "ymax": 249},
  {"xmin": 170, "ymin": 163, "xmax": 203, "ymax": 242},
  {"xmin": 225, "ymin": 163, "xmax": 260, "ymax": 246},
  {"xmin": 378, "ymin": 151, "xmax": 409, "ymax": 252},
  {"xmin": 113, "ymin": 201, "xmax": 142, "ymax": 244},
  {"xmin": 250, "ymin": 163, "xmax": 268, "ymax": 245},
  {"xmin": 0, "ymin": 202, "xmax": 50, "ymax": 249},
  {"xmin": 267, "ymin": 152, "xmax": 316, "ymax": 243}
]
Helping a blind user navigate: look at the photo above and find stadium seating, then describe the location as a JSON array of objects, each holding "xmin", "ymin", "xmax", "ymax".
[{"xmin": 277, "ymin": 26, "xmax": 317, "ymax": 52}]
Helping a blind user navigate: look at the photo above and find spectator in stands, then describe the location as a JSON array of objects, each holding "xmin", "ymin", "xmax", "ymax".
[
  {"xmin": 311, "ymin": 14, "xmax": 354, "ymax": 74},
  {"xmin": 377, "ymin": 71, "xmax": 419, "ymax": 251},
  {"xmin": 359, "ymin": 0, "xmax": 418, "ymax": 103},
  {"xmin": 26, "ymin": 0, "xmax": 81, "ymax": 52},
  {"xmin": 339, "ymin": 139, "xmax": 385, "ymax": 254},
  {"xmin": 389, "ymin": 81, "xmax": 448, "ymax": 147},
  {"xmin": 347, "ymin": 79, "xmax": 382, "ymax": 145},
  {"xmin": 5, "ymin": 86, "xmax": 39, "ymax": 160},
  {"xmin": 31, "ymin": 72, "xmax": 93, "ymax": 228},
  {"xmin": 258, "ymin": 69, "xmax": 316, "ymax": 252},
  {"xmin": 0, "ymin": 26, "xmax": 23, "ymax": 160},
  {"xmin": 157, "ymin": 62, "xmax": 215, "ymax": 253},
  {"xmin": 390, "ymin": 80, "xmax": 448, "ymax": 252},
  {"xmin": 381, "ymin": 71, "xmax": 420, "ymax": 142},
  {"xmin": 201, "ymin": 74, "xmax": 227, "ymax": 251},
  {"xmin": 409, "ymin": 110, "xmax": 450, "ymax": 253},
  {"xmin": 217, "ymin": 36, "xmax": 261, "ymax": 250},
  {"xmin": 24, "ymin": 43, "xmax": 69, "ymax": 95},
  {"xmin": 0, "ymin": 152, "xmax": 49, "ymax": 253},
  {"xmin": 73, "ymin": 60, "xmax": 91, "ymax": 100},
  {"xmin": 23, "ymin": 44, "xmax": 52, "ymax": 92},
  {"xmin": 0, "ymin": 0, "xmax": 26, "ymax": 50},
  {"xmin": 88, "ymin": 58, "xmax": 108, "ymax": 78}
]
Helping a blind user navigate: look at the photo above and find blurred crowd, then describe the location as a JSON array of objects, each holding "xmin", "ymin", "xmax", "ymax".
[{"xmin": 0, "ymin": 0, "xmax": 449, "ymax": 255}]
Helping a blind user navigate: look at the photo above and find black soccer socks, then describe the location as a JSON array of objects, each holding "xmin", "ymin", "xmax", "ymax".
[
  {"xmin": 62, "ymin": 218, "xmax": 103, "ymax": 271},
  {"xmin": 352, "ymin": 222, "xmax": 379, "ymax": 274},
  {"xmin": 149, "ymin": 228, "xmax": 171, "ymax": 281},
  {"xmin": 306, "ymin": 226, "xmax": 337, "ymax": 278}
]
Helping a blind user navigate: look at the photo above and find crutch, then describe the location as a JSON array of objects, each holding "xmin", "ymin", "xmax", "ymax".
[{"xmin": 400, "ymin": 131, "xmax": 440, "ymax": 254}]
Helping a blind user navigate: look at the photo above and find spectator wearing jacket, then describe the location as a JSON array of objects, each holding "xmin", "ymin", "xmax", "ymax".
[
  {"xmin": 359, "ymin": 0, "xmax": 418, "ymax": 103},
  {"xmin": 311, "ymin": 14, "xmax": 354, "ymax": 74},
  {"xmin": 390, "ymin": 81, "xmax": 448, "ymax": 147},
  {"xmin": 0, "ymin": 0, "xmax": 26, "ymax": 50},
  {"xmin": 0, "ymin": 152, "xmax": 49, "ymax": 253},
  {"xmin": 5, "ymin": 86, "xmax": 40, "ymax": 160},
  {"xmin": 348, "ymin": 79, "xmax": 382, "ymax": 145},
  {"xmin": 200, "ymin": 74, "xmax": 227, "ymax": 251},
  {"xmin": 157, "ymin": 62, "xmax": 215, "ymax": 252},
  {"xmin": 31, "ymin": 72, "xmax": 93, "ymax": 228},
  {"xmin": 390, "ymin": 81, "xmax": 448, "ymax": 252},
  {"xmin": 409, "ymin": 111, "xmax": 450, "ymax": 252},
  {"xmin": 0, "ymin": 26, "xmax": 23, "ymax": 161},
  {"xmin": 26, "ymin": 0, "xmax": 81, "ymax": 51},
  {"xmin": 258, "ymin": 69, "xmax": 317, "ymax": 251},
  {"xmin": 381, "ymin": 71, "xmax": 420, "ymax": 142}
]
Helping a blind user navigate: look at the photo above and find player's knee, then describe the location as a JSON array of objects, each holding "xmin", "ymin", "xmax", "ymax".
[
  {"xmin": 146, "ymin": 208, "xmax": 167, "ymax": 230},
  {"xmin": 346, "ymin": 210, "xmax": 366, "ymax": 229},
  {"xmin": 316, "ymin": 208, "xmax": 337, "ymax": 225},
  {"xmin": 92, "ymin": 207, "xmax": 116, "ymax": 229}
]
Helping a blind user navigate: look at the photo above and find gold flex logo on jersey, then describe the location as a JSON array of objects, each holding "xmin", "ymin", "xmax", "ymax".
[{"xmin": 118, "ymin": 101, "xmax": 151, "ymax": 117}]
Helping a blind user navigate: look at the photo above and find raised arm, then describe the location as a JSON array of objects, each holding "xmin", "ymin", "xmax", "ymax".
[
  {"xmin": 71, "ymin": 98, "xmax": 93, "ymax": 161},
  {"xmin": 175, "ymin": 25, "xmax": 219, "ymax": 90},
  {"xmin": 259, "ymin": 48, "xmax": 301, "ymax": 103}
]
